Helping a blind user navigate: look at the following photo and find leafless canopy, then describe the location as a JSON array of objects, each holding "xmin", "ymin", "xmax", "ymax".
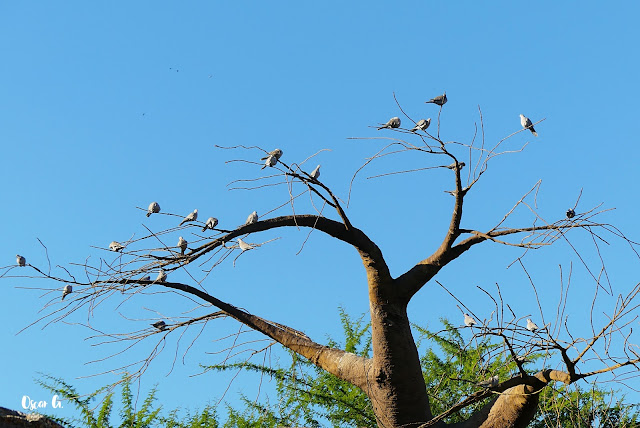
[{"xmin": 4, "ymin": 97, "xmax": 640, "ymax": 428}]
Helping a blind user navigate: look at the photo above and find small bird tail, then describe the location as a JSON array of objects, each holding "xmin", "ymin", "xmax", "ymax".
[
  {"xmin": 62, "ymin": 294, "xmax": 66, "ymax": 301},
  {"xmin": 146, "ymin": 212, "xmax": 151, "ymax": 217},
  {"xmin": 202, "ymin": 226, "xmax": 207, "ymax": 232},
  {"xmin": 532, "ymin": 130, "xmax": 538, "ymax": 137},
  {"xmin": 377, "ymin": 126, "xmax": 386, "ymax": 130},
  {"xmin": 179, "ymin": 220, "xmax": 186, "ymax": 226}
]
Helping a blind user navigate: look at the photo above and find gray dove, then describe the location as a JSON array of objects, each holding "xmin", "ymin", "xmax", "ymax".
[
  {"xmin": 476, "ymin": 375, "xmax": 499, "ymax": 388},
  {"xmin": 526, "ymin": 318, "xmax": 539, "ymax": 332},
  {"xmin": 156, "ymin": 269, "xmax": 167, "ymax": 282},
  {"xmin": 16, "ymin": 254, "xmax": 26, "ymax": 267},
  {"xmin": 310, "ymin": 165, "xmax": 321, "ymax": 180},
  {"xmin": 179, "ymin": 209, "xmax": 198, "ymax": 226},
  {"xmin": 520, "ymin": 114, "xmax": 538, "ymax": 136},
  {"xmin": 262, "ymin": 154, "xmax": 278, "ymax": 169},
  {"xmin": 178, "ymin": 236, "xmax": 188, "ymax": 255},
  {"xmin": 147, "ymin": 201, "xmax": 160, "ymax": 217},
  {"xmin": 62, "ymin": 284, "xmax": 72, "ymax": 300},
  {"xmin": 426, "ymin": 92, "xmax": 447, "ymax": 106},
  {"xmin": 410, "ymin": 118, "xmax": 431, "ymax": 132},
  {"xmin": 151, "ymin": 320, "xmax": 167, "ymax": 331},
  {"xmin": 261, "ymin": 149, "xmax": 283, "ymax": 161},
  {"xmin": 109, "ymin": 241, "xmax": 125, "ymax": 252},
  {"xmin": 377, "ymin": 116, "xmax": 401, "ymax": 130},
  {"xmin": 238, "ymin": 238, "xmax": 253, "ymax": 251},
  {"xmin": 202, "ymin": 217, "xmax": 219, "ymax": 231},
  {"xmin": 245, "ymin": 211, "xmax": 258, "ymax": 225},
  {"xmin": 464, "ymin": 313, "xmax": 477, "ymax": 327}
]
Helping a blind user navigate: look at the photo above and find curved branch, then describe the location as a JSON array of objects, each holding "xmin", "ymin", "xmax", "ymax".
[
  {"xmin": 155, "ymin": 279, "xmax": 372, "ymax": 389},
  {"xmin": 184, "ymin": 215, "xmax": 392, "ymax": 285},
  {"xmin": 397, "ymin": 223, "xmax": 600, "ymax": 301}
]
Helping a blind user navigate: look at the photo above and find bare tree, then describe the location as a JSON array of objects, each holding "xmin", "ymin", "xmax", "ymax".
[{"xmin": 5, "ymin": 98, "xmax": 640, "ymax": 428}]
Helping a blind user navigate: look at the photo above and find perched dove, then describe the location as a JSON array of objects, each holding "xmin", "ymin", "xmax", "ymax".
[
  {"xmin": 377, "ymin": 116, "xmax": 401, "ymax": 130},
  {"xmin": 262, "ymin": 154, "xmax": 278, "ymax": 169},
  {"xmin": 446, "ymin": 161, "xmax": 466, "ymax": 170},
  {"xmin": 179, "ymin": 209, "xmax": 198, "ymax": 226},
  {"xmin": 464, "ymin": 313, "xmax": 477, "ymax": 327},
  {"xmin": 526, "ymin": 318, "xmax": 539, "ymax": 332},
  {"xmin": 62, "ymin": 284, "xmax": 72, "ymax": 301},
  {"xmin": 16, "ymin": 255, "xmax": 26, "ymax": 267},
  {"xmin": 202, "ymin": 217, "xmax": 219, "ymax": 232},
  {"xmin": 238, "ymin": 238, "xmax": 253, "ymax": 251},
  {"xmin": 245, "ymin": 211, "xmax": 258, "ymax": 225},
  {"xmin": 519, "ymin": 114, "xmax": 538, "ymax": 136},
  {"xmin": 410, "ymin": 118, "xmax": 431, "ymax": 132},
  {"xmin": 109, "ymin": 241, "xmax": 125, "ymax": 252},
  {"xmin": 426, "ymin": 92, "xmax": 447, "ymax": 106},
  {"xmin": 147, "ymin": 201, "xmax": 160, "ymax": 217},
  {"xmin": 261, "ymin": 149, "xmax": 283, "ymax": 161},
  {"xmin": 476, "ymin": 375, "xmax": 499, "ymax": 389},
  {"xmin": 310, "ymin": 165, "xmax": 321, "ymax": 180},
  {"xmin": 156, "ymin": 269, "xmax": 167, "ymax": 282},
  {"xmin": 177, "ymin": 236, "xmax": 188, "ymax": 255},
  {"xmin": 151, "ymin": 320, "xmax": 167, "ymax": 331},
  {"xmin": 566, "ymin": 209, "xmax": 575, "ymax": 219}
]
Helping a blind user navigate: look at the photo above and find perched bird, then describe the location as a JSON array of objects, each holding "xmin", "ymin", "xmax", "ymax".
[
  {"xmin": 202, "ymin": 217, "xmax": 219, "ymax": 232},
  {"xmin": 410, "ymin": 118, "xmax": 431, "ymax": 132},
  {"xmin": 109, "ymin": 241, "xmax": 125, "ymax": 252},
  {"xmin": 151, "ymin": 320, "xmax": 167, "ymax": 331},
  {"xmin": 476, "ymin": 375, "xmax": 499, "ymax": 389},
  {"xmin": 566, "ymin": 209, "xmax": 576, "ymax": 219},
  {"xmin": 156, "ymin": 269, "xmax": 167, "ymax": 282},
  {"xmin": 16, "ymin": 255, "xmax": 26, "ymax": 267},
  {"xmin": 520, "ymin": 114, "xmax": 538, "ymax": 136},
  {"xmin": 179, "ymin": 209, "xmax": 198, "ymax": 226},
  {"xmin": 377, "ymin": 116, "xmax": 401, "ymax": 130},
  {"xmin": 464, "ymin": 313, "xmax": 477, "ymax": 327},
  {"xmin": 62, "ymin": 284, "xmax": 73, "ymax": 301},
  {"xmin": 426, "ymin": 92, "xmax": 447, "ymax": 106},
  {"xmin": 526, "ymin": 318, "xmax": 539, "ymax": 332},
  {"xmin": 447, "ymin": 161, "xmax": 466, "ymax": 170},
  {"xmin": 245, "ymin": 211, "xmax": 258, "ymax": 225},
  {"xmin": 147, "ymin": 201, "xmax": 160, "ymax": 217},
  {"xmin": 515, "ymin": 355, "xmax": 530, "ymax": 364},
  {"xmin": 261, "ymin": 149, "xmax": 283, "ymax": 161},
  {"xmin": 262, "ymin": 154, "xmax": 278, "ymax": 169},
  {"xmin": 238, "ymin": 238, "xmax": 253, "ymax": 251},
  {"xmin": 177, "ymin": 236, "xmax": 188, "ymax": 255},
  {"xmin": 310, "ymin": 165, "xmax": 321, "ymax": 180}
]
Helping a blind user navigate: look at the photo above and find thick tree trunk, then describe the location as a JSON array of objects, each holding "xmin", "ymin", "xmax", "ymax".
[{"xmin": 367, "ymin": 288, "xmax": 434, "ymax": 427}]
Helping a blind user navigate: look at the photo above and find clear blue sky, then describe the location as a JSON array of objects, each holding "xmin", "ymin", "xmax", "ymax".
[{"xmin": 1, "ymin": 1, "xmax": 639, "ymax": 422}]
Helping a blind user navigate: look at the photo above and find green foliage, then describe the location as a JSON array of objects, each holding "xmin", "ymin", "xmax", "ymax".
[
  {"xmin": 202, "ymin": 308, "xmax": 375, "ymax": 427},
  {"xmin": 37, "ymin": 373, "xmax": 216, "ymax": 428},
  {"xmin": 533, "ymin": 383, "xmax": 640, "ymax": 427},
  {"xmin": 37, "ymin": 309, "xmax": 640, "ymax": 427}
]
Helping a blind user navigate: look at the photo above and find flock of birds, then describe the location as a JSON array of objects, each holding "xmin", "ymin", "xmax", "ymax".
[
  {"xmin": 376, "ymin": 91, "xmax": 539, "ymax": 137},
  {"xmin": 464, "ymin": 312, "xmax": 541, "ymax": 388},
  {"xmin": 12, "ymin": 105, "xmax": 568, "ymax": 339}
]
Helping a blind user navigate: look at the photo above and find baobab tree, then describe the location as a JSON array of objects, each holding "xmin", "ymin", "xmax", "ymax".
[{"xmin": 6, "ymin": 99, "xmax": 640, "ymax": 428}]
